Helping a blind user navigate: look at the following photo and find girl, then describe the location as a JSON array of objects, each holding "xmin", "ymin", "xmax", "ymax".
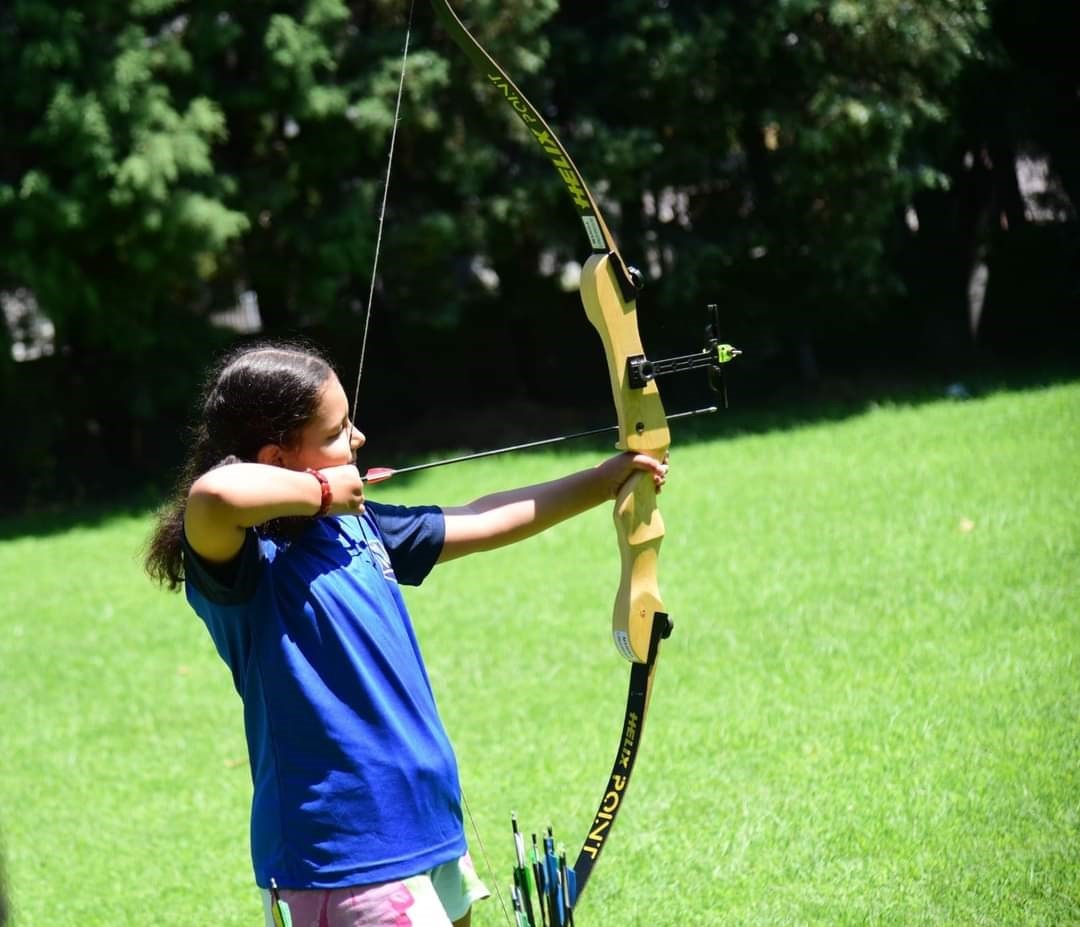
[{"xmin": 145, "ymin": 341, "xmax": 667, "ymax": 927}]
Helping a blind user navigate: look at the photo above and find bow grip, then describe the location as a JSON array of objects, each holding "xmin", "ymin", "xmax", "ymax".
[{"xmin": 610, "ymin": 470, "xmax": 666, "ymax": 661}]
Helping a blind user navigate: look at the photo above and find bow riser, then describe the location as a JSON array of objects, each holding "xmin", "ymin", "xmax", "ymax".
[{"xmin": 581, "ymin": 253, "xmax": 669, "ymax": 663}]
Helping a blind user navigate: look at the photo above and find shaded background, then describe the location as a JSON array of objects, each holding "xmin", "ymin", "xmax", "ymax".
[{"xmin": 0, "ymin": 0, "xmax": 1076, "ymax": 513}]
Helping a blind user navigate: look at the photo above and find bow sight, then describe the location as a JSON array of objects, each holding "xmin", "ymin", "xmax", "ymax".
[{"xmin": 626, "ymin": 304, "xmax": 742, "ymax": 405}]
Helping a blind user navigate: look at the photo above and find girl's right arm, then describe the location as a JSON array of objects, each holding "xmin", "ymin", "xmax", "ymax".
[{"xmin": 184, "ymin": 463, "xmax": 364, "ymax": 563}]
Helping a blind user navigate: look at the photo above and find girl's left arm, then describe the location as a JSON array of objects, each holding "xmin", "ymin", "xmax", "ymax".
[{"xmin": 437, "ymin": 452, "xmax": 667, "ymax": 563}]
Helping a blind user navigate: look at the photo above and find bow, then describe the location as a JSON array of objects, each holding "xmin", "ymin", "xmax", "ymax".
[{"xmin": 429, "ymin": 0, "xmax": 677, "ymax": 909}]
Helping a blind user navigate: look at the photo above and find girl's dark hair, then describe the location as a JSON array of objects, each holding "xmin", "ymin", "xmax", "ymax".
[{"xmin": 145, "ymin": 340, "xmax": 335, "ymax": 590}]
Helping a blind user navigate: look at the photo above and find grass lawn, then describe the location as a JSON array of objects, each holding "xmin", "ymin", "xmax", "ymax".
[{"xmin": 1, "ymin": 380, "xmax": 1077, "ymax": 925}]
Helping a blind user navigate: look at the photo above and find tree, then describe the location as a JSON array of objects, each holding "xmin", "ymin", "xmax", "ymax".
[
  {"xmin": 0, "ymin": 1, "xmax": 1023, "ymax": 509},
  {"xmin": 537, "ymin": 1, "xmax": 992, "ymax": 383},
  {"xmin": 0, "ymin": 0, "xmax": 248, "ymax": 502}
]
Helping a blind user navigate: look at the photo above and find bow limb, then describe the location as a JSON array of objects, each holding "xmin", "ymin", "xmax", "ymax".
[
  {"xmin": 429, "ymin": 0, "xmax": 637, "ymax": 298},
  {"xmin": 571, "ymin": 608, "xmax": 670, "ymax": 892}
]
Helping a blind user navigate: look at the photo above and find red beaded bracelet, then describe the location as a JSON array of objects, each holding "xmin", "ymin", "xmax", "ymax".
[{"xmin": 305, "ymin": 468, "xmax": 332, "ymax": 517}]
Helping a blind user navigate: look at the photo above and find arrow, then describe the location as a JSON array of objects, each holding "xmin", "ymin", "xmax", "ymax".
[
  {"xmin": 360, "ymin": 406, "xmax": 718, "ymax": 485},
  {"xmin": 512, "ymin": 813, "xmax": 537, "ymax": 927},
  {"xmin": 531, "ymin": 832, "xmax": 548, "ymax": 927}
]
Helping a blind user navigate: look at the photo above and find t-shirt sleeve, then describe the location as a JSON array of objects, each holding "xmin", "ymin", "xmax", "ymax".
[
  {"xmin": 364, "ymin": 501, "xmax": 445, "ymax": 586},
  {"xmin": 181, "ymin": 528, "xmax": 261, "ymax": 604}
]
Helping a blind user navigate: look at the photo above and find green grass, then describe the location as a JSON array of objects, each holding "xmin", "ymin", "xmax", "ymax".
[{"xmin": 1, "ymin": 381, "xmax": 1077, "ymax": 926}]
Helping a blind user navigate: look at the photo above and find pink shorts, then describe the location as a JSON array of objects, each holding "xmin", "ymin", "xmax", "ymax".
[{"xmin": 261, "ymin": 854, "xmax": 490, "ymax": 927}]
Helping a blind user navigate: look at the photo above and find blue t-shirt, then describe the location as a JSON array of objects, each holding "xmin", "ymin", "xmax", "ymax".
[{"xmin": 183, "ymin": 502, "xmax": 466, "ymax": 889}]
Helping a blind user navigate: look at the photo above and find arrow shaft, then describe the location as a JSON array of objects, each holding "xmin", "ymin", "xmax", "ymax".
[{"xmin": 361, "ymin": 406, "xmax": 717, "ymax": 484}]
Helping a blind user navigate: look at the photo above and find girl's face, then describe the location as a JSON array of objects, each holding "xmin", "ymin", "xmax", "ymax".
[{"xmin": 280, "ymin": 373, "xmax": 365, "ymax": 471}]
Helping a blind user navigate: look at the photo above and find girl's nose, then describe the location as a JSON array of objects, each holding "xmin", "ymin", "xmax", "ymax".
[{"xmin": 350, "ymin": 425, "xmax": 366, "ymax": 449}]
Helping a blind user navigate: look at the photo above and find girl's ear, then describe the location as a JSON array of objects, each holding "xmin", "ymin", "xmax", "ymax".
[{"xmin": 256, "ymin": 443, "xmax": 286, "ymax": 467}]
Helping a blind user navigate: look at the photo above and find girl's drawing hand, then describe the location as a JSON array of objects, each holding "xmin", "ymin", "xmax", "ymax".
[{"xmin": 322, "ymin": 464, "xmax": 366, "ymax": 515}]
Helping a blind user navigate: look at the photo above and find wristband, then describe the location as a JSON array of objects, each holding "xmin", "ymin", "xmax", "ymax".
[{"xmin": 305, "ymin": 468, "xmax": 332, "ymax": 517}]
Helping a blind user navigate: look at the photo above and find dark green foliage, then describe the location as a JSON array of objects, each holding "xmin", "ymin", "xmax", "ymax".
[
  {"xmin": 0, "ymin": 0, "xmax": 249, "ymax": 506},
  {"xmin": 0, "ymin": 0, "xmax": 1074, "ymax": 511}
]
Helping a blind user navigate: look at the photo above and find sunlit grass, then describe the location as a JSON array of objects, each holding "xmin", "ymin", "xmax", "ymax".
[{"xmin": 1, "ymin": 381, "xmax": 1077, "ymax": 925}]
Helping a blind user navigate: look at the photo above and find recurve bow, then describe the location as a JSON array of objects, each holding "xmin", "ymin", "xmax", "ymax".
[{"xmin": 429, "ymin": 1, "xmax": 677, "ymax": 907}]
